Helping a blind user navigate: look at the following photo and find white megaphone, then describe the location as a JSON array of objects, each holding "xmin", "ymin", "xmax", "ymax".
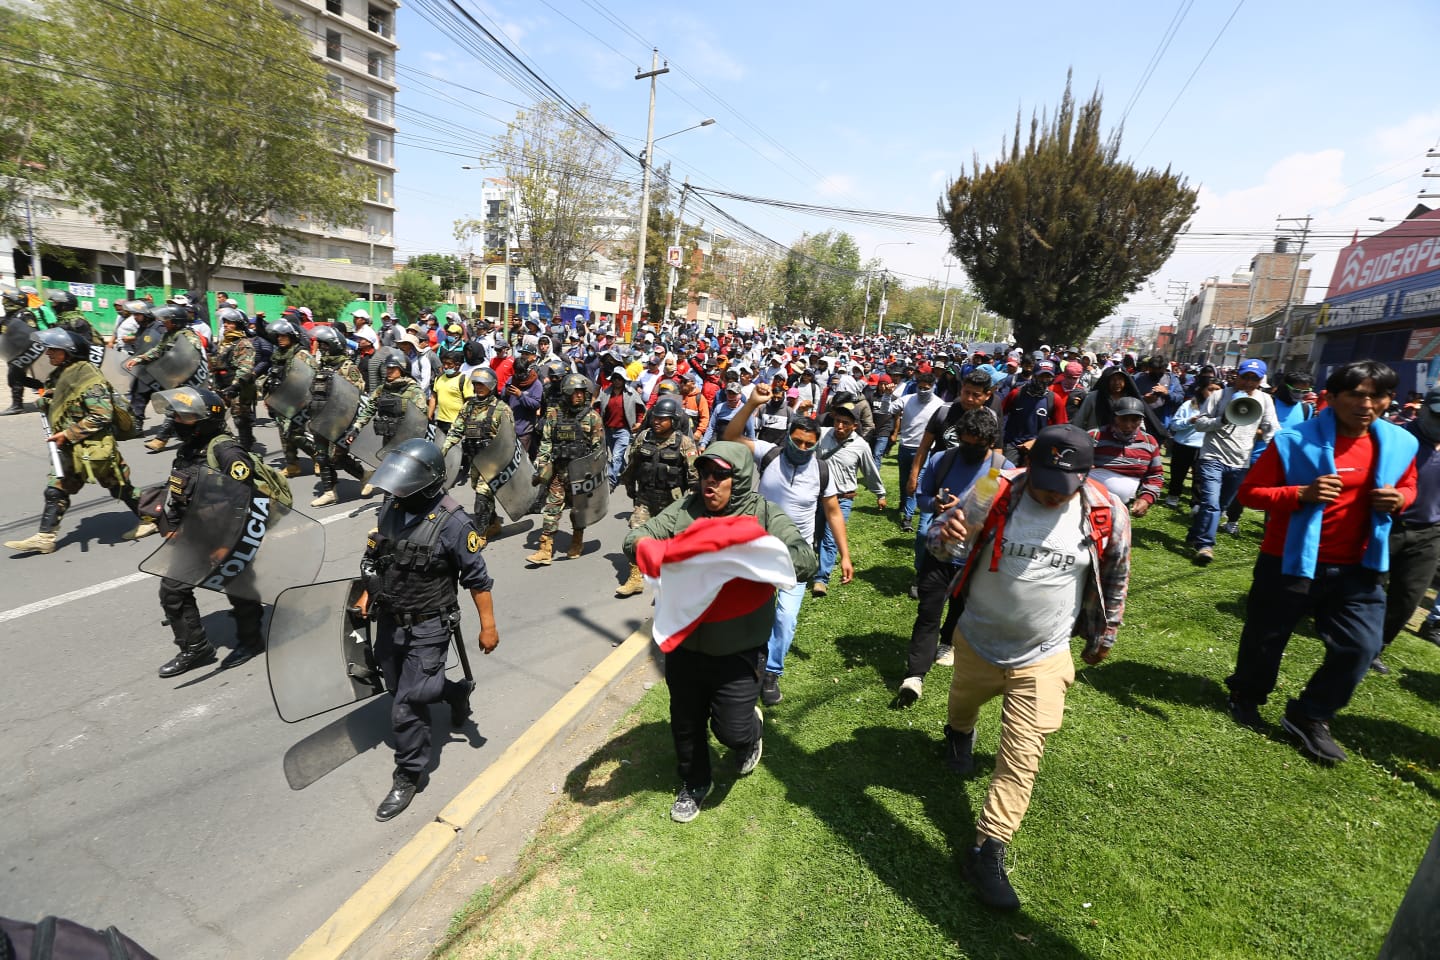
[{"xmin": 1226, "ymin": 393, "xmax": 1263, "ymax": 427}]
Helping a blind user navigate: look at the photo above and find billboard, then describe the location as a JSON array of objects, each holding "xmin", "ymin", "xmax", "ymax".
[{"xmin": 1321, "ymin": 211, "xmax": 1440, "ymax": 331}]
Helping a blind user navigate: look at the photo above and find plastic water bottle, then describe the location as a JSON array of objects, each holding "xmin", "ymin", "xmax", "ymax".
[{"xmin": 962, "ymin": 461, "xmax": 1003, "ymax": 544}]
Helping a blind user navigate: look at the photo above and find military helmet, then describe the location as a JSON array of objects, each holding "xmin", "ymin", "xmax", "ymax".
[
  {"xmin": 127, "ymin": 300, "xmax": 154, "ymax": 320},
  {"xmin": 33, "ymin": 327, "xmax": 84, "ymax": 357},
  {"xmin": 651, "ymin": 395, "xmax": 683, "ymax": 423},
  {"xmin": 370, "ymin": 438, "xmax": 446, "ymax": 500},
  {"xmin": 217, "ymin": 307, "xmax": 248, "ymax": 328},
  {"xmin": 154, "ymin": 305, "xmax": 189, "ymax": 327},
  {"xmin": 46, "ymin": 289, "xmax": 79, "ymax": 313},
  {"xmin": 311, "ymin": 324, "xmax": 346, "ymax": 354},
  {"xmin": 150, "ymin": 385, "xmax": 226, "ymax": 421},
  {"xmin": 541, "ymin": 357, "xmax": 567, "ymax": 382},
  {"xmin": 268, "ymin": 318, "xmax": 299, "ymax": 340},
  {"xmin": 469, "ymin": 366, "xmax": 498, "ymax": 392},
  {"xmin": 382, "ymin": 353, "xmax": 407, "ymax": 372},
  {"xmin": 560, "ymin": 373, "xmax": 592, "ymax": 397},
  {"xmin": 1, "ymin": 286, "xmax": 25, "ymax": 311}
]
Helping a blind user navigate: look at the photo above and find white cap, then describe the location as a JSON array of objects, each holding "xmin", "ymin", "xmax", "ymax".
[{"xmin": 352, "ymin": 309, "xmax": 370, "ymax": 321}]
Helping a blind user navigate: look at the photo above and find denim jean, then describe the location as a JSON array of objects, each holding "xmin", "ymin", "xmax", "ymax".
[
  {"xmin": 816, "ymin": 495, "xmax": 854, "ymax": 584},
  {"xmin": 605, "ymin": 426, "xmax": 631, "ymax": 491},
  {"xmin": 897, "ymin": 445, "xmax": 919, "ymax": 521},
  {"xmin": 1188, "ymin": 458, "xmax": 1246, "ymax": 549},
  {"xmin": 871, "ymin": 433, "xmax": 891, "ymax": 462},
  {"xmin": 913, "ymin": 511, "xmax": 934, "ymax": 574},
  {"xmin": 766, "ymin": 582, "xmax": 807, "ymax": 676},
  {"xmin": 1226, "ymin": 553, "xmax": 1385, "ymax": 721}
]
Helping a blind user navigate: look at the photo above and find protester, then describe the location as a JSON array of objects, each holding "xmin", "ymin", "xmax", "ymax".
[{"xmin": 1087, "ymin": 396, "xmax": 1163, "ymax": 516}]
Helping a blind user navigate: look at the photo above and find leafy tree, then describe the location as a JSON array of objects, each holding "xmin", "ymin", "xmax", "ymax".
[
  {"xmin": 709, "ymin": 242, "xmax": 780, "ymax": 327},
  {"xmin": 281, "ymin": 279, "xmax": 353, "ymax": 323},
  {"xmin": 939, "ymin": 73, "xmax": 1196, "ymax": 349},
  {"xmin": 405, "ymin": 253, "xmax": 467, "ymax": 293},
  {"xmin": 458, "ymin": 101, "xmax": 633, "ymax": 320},
  {"xmin": 384, "ymin": 269, "xmax": 442, "ymax": 324},
  {"xmin": 0, "ymin": 10, "xmax": 61, "ymax": 256},
  {"xmin": 37, "ymin": 0, "xmax": 368, "ymax": 304},
  {"xmin": 776, "ymin": 231, "xmax": 862, "ymax": 329}
]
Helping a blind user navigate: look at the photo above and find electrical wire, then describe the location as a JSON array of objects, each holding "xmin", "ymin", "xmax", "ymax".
[{"xmin": 1136, "ymin": 0, "xmax": 1247, "ymax": 157}]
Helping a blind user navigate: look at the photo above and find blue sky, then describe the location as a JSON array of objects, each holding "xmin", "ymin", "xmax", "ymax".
[{"xmin": 394, "ymin": 0, "xmax": 1440, "ymax": 335}]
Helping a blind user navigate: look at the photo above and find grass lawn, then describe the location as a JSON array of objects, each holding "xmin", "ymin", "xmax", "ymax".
[{"xmin": 436, "ymin": 460, "xmax": 1440, "ymax": 960}]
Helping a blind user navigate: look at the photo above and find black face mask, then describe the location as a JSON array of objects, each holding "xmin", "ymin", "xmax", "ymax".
[
  {"xmin": 958, "ymin": 442, "xmax": 988, "ymax": 464},
  {"xmin": 396, "ymin": 488, "xmax": 439, "ymax": 513}
]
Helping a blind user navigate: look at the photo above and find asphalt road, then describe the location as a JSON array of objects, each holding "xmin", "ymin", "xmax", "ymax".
[{"xmin": 0, "ymin": 401, "xmax": 648, "ymax": 958}]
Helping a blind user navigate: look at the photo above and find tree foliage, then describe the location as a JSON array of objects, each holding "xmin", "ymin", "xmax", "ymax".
[
  {"xmin": 37, "ymin": 0, "xmax": 368, "ymax": 301},
  {"xmin": 384, "ymin": 269, "xmax": 442, "ymax": 324},
  {"xmin": 280, "ymin": 280, "xmax": 354, "ymax": 323},
  {"xmin": 0, "ymin": 9, "xmax": 62, "ymax": 247},
  {"xmin": 711, "ymin": 243, "xmax": 781, "ymax": 326},
  {"xmin": 466, "ymin": 101, "xmax": 632, "ymax": 318},
  {"xmin": 405, "ymin": 253, "xmax": 467, "ymax": 293},
  {"xmin": 939, "ymin": 73, "xmax": 1197, "ymax": 349},
  {"xmin": 776, "ymin": 231, "xmax": 862, "ymax": 329}
]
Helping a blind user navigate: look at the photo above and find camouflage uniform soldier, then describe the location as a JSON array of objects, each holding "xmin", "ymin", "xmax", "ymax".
[
  {"xmin": 45, "ymin": 289, "xmax": 97, "ymax": 347},
  {"xmin": 525, "ymin": 373, "xmax": 603, "ymax": 566},
  {"xmin": 126, "ymin": 304, "xmax": 206, "ymax": 453},
  {"xmin": 5, "ymin": 329, "xmax": 156, "ymax": 556},
  {"xmin": 615, "ymin": 394, "xmax": 698, "ymax": 597},
  {"xmin": 441, "ymin": 366, "xmax": 513, "ymax": 548},
  {"xmin": 259, "ymin": 318, "xmax": 317, "ymax": 476},
  {"xmin": 309, "ymin": 325, "xmax": 368, "ymax": 507},
  {"xmin": 349, "ymin": 353, "xmax": 426, "ymax": 496},
  {"xmin": 211, "ymin": 308, "xmax": 258, "ymax": 451}
]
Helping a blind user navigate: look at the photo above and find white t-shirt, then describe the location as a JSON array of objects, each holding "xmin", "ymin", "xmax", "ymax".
[
  {"xmin": 959, "ymin": 489, "xmax": 1091, "ymax": 669},
  {"xmin": 753, "ymin": 438, "xmax": 839, "ymax": 543},
  {"xmin": 898, "ymin": 391, "xmax": 944, "ymax": 448}
]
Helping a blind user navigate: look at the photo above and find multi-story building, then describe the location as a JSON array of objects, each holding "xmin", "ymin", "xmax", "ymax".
[{"xmin": 1173, "ymin": 242, "xmax": 1312, "ymax": 368}]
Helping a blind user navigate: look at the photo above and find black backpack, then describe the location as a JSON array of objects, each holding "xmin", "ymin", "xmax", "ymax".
[
  {"xmin": 759, "ymin": 444, "xmax": 832, "ymax": 548},
  {"xmin": 0, "ymin": 915, "xmax": 158, "ymax": 959}
]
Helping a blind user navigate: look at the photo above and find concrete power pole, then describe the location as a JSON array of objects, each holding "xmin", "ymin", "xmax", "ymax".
[
  {"xmin": 630, "ymin": 49, "xmax": 668, "ymax": 343},
  {"xmin": 1274, "ymin": 214, "xmax": 1312, "ymax": 375},
  {"xmin": 663, "ymin": 177, "xmax": 690, "ymax": 321}
]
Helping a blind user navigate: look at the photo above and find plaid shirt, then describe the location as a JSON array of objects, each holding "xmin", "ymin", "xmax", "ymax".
[{"xmin": 1087, "ymin": 425, "xmax": 1164, "ymax": 505}]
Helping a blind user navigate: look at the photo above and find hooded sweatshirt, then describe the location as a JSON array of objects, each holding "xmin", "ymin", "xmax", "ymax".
[{"xmin": 624, "ymin": 441, "xmax": 817, "ymax": 656}]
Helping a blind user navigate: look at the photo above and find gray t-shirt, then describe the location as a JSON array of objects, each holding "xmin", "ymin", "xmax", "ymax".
[{"xmin": 753, "ymin": 438, "xmax": 839, "ymax": 543}]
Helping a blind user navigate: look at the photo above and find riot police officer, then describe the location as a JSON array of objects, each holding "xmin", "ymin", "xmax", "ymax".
[
  {"xmin": 45, "ymin": 289, "xmax": 96, "ymax": 347},
  {"xmin": 309, "ymin": 325, "xmax": 368, "ymax": 507},
  {"xmin": 2, "ymin": 285, "xmax": 43, "ymax": 415},
  {"xmin": 357, "ymin": 439, "xmax": 500, "ymax": 821},
  {"xmin": 125, "ymin": 304, "xmax": 206, "ymax": 453},
  {"xmin": 440, "ymin": 366, "xmax": 513, "ymax": 548},
  {"xmin": 149, "ymin": 386, "xmax": 268, "ymax": 675},
  {"xmin": 350, "ymin": 354, "xmax": 425, "ymax": 496},
  {"xmin": 5, "ymin": 329, "xmax": 154, "ymax": 556},
  {"xmin": 527, "ymin": 373, "xmax": 603, "ymax": 566},
  {"xmin": 212, "ymin": 308, "xmax": 258, "ymax": 451},
  {"xmin": 616, "ymin": 394, "xmax": 698, "ymax": 597},
  {"xmin": 123, "ymin": 300, "xmax": 162, "ymax": 431},
  {"xmin": 258, "ymin": 317, "xmax": 317, "ymax": 477}
]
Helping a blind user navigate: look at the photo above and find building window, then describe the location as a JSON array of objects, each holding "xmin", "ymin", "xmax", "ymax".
[
  {"xmin": 372, "ymin": 174, "xmax": 392, "ymax": 204},
  {"xmin": 486, "ymin": 199, "xmax": 501, "ymax": 218},
  {"xmin": 366, "ymin": 90, "xmax": 390, "ymax": 122},
  {"xmin": 366, "ymin": 132, "xmax": 391, "ymax": 164},
  {"xmin": 326, "ymin": 74, "xmax": 343, "ymax": 99},
  {"xmin": 365, "ymin": 209, "xmax": 391, "ymax": 235},
  {"xmin": 367, "ymin": 50, "xmax": 387, "ymax": 80},
  {"xmin": 604, "ymin": 287, "xmax": 617, "ymax": 303},
  {"xmin": 326, "ymin": 0, "xmax": 343, "ymax": 15},
  {"xmin": 486, "ymin": 275, "xmax": 497, "ymax": 291},
  {"xmin": 327, "ymin": 244, "xmax": 349, "ymax": 261},
  {"xmin": 325, "ymin": 30, "xmax": 343, "ymax": 61},
  {"xmin": 367, "ymin": 5, "xmax": 392, "ymax": 37}
]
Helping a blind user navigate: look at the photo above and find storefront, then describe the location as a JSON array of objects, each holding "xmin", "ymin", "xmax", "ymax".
[{"xmin": 1314, "ymin": 208, "xmax": 1440, "ymax": 397}]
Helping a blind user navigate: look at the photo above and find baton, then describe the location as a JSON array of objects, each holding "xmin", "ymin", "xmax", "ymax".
[
  {"xmin": 45, "ymin": 422, "xmax": 65, "ymax": 477},
  {"xmin": 448, "ymin": 612, "xmax": 474, "ymax": 683}
]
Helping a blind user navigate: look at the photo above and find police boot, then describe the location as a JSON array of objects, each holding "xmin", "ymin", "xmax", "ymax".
[
  {"xmin": 360, "ymin": 470, "xmax": 376, "ymax": 496},
  {"xmin": 6, "ymin": 500, "xmax": 61, "ymax": 555},
  {"xmin": 616, "ymin": 564, "xmax": 645, "ymax": 597},
  {"xmin": 311, "ymin": 488, "xmax": 338, "ymax": 507},
  {"xmin": 5, "ymin": 531, "xmax": 56, "ymax": 555},
  {"xmin": 283, "ymin": 459, "xmax": 303, "ymax": 479},
  {"xmin": 144, "ymin": 436, "xmax": 168, "ymax": 453},
  {"xmin": 1, "ymin": 391, "xmax": 23, "ymax": 415},
  {"xmin": 158, "ymin": 638, "xmax": 217, "ymax": 678},
  {"xmin": 220, "ymin": 605, "xmax": 265, "ymax": 670},
  {"xmin": 121, "ymin": 517, "xmax": 159, "ymax": 541},
  {"xmin": 566, "ymin": 528, "xmax": 585, "ymax": 559},
  {"xmin": 375, "ymin": 770, "xmax": 420, "ymax": 822},
  {"xmin": 526, "ymin": 534, "xmax": 554, "ymax": 566}
]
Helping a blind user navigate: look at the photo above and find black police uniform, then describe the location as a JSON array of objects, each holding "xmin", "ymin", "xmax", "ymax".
[
  {"xmin": 158, "ymin": 434, "xmax": 266, "ymax": 676},
  {"xmin": 362, "ymin": 493, "xmax": 493, "ymax": 779}
]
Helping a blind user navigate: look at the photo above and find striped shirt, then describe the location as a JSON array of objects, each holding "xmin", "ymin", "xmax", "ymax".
[{"xmin": 1087, "ymin": 425, "xmax": 1164, "ymax": 505}]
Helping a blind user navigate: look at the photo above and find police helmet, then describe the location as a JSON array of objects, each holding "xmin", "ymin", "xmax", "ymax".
[
  {"xmin": 542, "ymin": 357, "xmax": 567, "ymax": 382},
  {"xmin": 217, "ymin": 307, "xmax": 248, "ymax": 328},
  {"xmin": 311, "ymin": 324, "xmax": 346, "ymax": 354},
  {"xmin": 369, "ymin": 438, "xmax": 446, "ymax": 500},
  {"xmin": 382, "ymin": 353, "xmax": 407, "ymax": 372},
  {"xmin": 154, "ymin": 305, "xmax": 189, "ymax": 327},
  {"xmin": 127, "ymin": 300, "xmax": 154, "ymax": 320},
  {"xmin": 150, "ymin": 385, "xmax": 226, "ymax": 421},
  {"xmin": 560, "ymin": 373, "xmax": 592, "ymax": 397},
  {"xmin": 34, "ymin": 327, "xmax": 83, "ymax": 357},
  {"xmin": 1, "ymin": 286, "xmax": 24, "ymax": 310},
  {"xmin": 469, "ymin": 367, "xmax": 498, "ymax": 392},
  {"xmin": 651, "ymin": 395, "xmax": 683, "ymax": 423},
  {"xmin": 268, "ymin": 318, "xmax": 299, "ymax": 341},
  {"xmin": 46, "ymin": 289, "xmax": 79, "ymax": 313}
]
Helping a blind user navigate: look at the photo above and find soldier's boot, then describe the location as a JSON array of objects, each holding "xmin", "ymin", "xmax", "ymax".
[
  {"xmin": 616, "ymin": 564, "xmax": 645, "ymax": 598},
  {"xmin": 566, "ymin": 527, "xmax": 585, "ymax": 559},
  {"xmin": 5, "ymin": 531, "xmax": 56, "ymax": 555},
  {"xmin": 121, "ymin": 518, "xmax": 159, "ymax": 541},
  {"xmin": 144, "ymin": 436, "xmax": 168, "ymax": 453},
  {"xmin": 283, "ymin": 460, "xmax": 303, "ymax": 479},
  {"xmin": 158, "ymin": 637, "xmax": 216, "ymax": 678},
  {"xmin": 312, "ymin": 466, "xmax": 339, "ymax": 507},
  {"xmin": 526, "ymin": 534, "xmax": 554, "ymax": 566},
  {"xmin": 6, "ymin": 499, "xmax": 63, "ymax": 555},
  {"xmin": 220, "ymin": 604, "xmax": 265, "ymax": 670},
  {"xmin": 360, "ymin": 470, "xmax": 376, "ymax": 496},
  {"xmin": 311, "ymin": 488, "xmax": 338, "ymax": 508},
  {"xmin": 1, "ymin": 390, "xmax": 24, "ymax": 415}
]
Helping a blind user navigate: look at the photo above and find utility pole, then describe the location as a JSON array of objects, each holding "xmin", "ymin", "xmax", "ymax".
[
  {"xmin": 630, "ymin": 49, "xmax": 668, "ymax": 343},
  {"xmin": 876, "ymin": 271, "xmax": 890, "ymax": 336},
  {"xmin": 24, "ymin": 195, "xmax": 42, "ymax": 291},
  {"xmin": 1275, "ymin": 214, "xmax": 1312, "ymax": 374},
  {"xmin": 937, "ymin": 260, "xmax": 953, "ymax": 339},
  {"xmin": 859, "ymin": 271, "xmax": 873, "ymax": 338},
  {"xmin": 663, "ymin": 177, "xmax": 690, "ymax": 321}
]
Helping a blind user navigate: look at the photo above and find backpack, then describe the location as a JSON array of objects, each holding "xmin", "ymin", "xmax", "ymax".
[
  {"xmin": 110, "ymin": 388, "xmax": 139, "ymax": 441},
  {"xmin": 760, "ymin": 444, "xmax": 831, "ymax": 548},
  {"xmin": 207, "ymin": 436, "xmax": 293, "ymax": 508}
]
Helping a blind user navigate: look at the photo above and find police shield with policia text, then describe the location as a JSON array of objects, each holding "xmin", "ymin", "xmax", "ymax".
[{"xmin": 441, "ymin": 366, "xmax": 519, "ymax": 548}]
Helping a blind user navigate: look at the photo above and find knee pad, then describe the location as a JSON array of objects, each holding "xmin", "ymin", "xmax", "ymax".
[{"xmin": 44, "ymin": 486, "xmax": 69, "ymax": 507}]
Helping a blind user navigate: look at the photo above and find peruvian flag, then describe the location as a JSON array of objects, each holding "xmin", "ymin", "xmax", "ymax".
[{"xmin": 634, "ymin": 514, "xmax": 797, "ymax": 652}]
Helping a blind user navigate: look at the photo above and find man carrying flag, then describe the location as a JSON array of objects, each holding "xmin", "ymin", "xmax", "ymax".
[{"xmin": 623, "ymin": 440, "xmax": 816, "ymax": 823}]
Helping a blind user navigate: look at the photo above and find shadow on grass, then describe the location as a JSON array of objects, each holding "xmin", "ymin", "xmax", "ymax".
[
  {"xmin": 1129, "ymin": 524, "xmax": 1188, "ymax": 553},
  {"xmin": 1335, "ymin": 714, "xmax": 1440, "ymax": 799},
  {"xmin": 834, "ymin": 630, "xmax": 911, "ymax": 686},
  {"xmin": 1080, "ymin": 659, "xmax": 1229, "ymax": 722},
  {"xmin": 563, "ymin": 719, "xmax": 674, "ymax": 808},
  {"xmin": 853, "ymin": 564, "xmax": 915, "ymax": 597},
  {"xmin": 1399, "ymin": 668, "xmax": 1440, "ymax": 704}
]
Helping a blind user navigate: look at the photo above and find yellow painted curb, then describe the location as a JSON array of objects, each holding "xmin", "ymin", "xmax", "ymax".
[{"xmin": 289, "ymin": 621, "xmax": 653, "ymax": 960}]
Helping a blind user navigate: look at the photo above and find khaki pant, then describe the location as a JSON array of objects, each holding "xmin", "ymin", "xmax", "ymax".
[{"xmin": 946, "ymin": 631, "xmax": 1074, "ymax": 845}]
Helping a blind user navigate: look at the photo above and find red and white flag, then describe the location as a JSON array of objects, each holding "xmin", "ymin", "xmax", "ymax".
[{"xmin": 634, "ymin": 514, "xmax": 797, "ymax": 652}]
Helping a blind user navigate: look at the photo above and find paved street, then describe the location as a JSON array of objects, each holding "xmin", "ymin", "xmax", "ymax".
[{"xmin": 0, "ymin": 407, "xmax": 646, "ymax": 958}]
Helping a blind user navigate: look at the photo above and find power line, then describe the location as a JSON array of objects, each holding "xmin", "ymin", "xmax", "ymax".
[
  {"xmin": 1120, "ymin": 0, "xmax": 1193, "ymax": 123},
  {"xmin": 1136, "ymin": 0, "xmax": 1247, "ymax": 157}
]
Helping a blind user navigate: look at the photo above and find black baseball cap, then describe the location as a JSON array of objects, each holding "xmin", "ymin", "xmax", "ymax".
[
  {"xmin": 1112, "ymin": 396, "xmax": 1146, "ymax": 418},
  {"xmin": 1028, "ymin": 424, "xmax": 1094, "ymax": 495}
]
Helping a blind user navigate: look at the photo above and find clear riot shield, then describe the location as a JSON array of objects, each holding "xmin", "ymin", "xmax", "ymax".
[
  {"xmin": 267, "ymin": 579, "xmax": 386, "ymax": 723},
  {"xmin": 0, "ymin": 314, "xmax": 37, "ymax": 364},
  {"xmin": 137, "ymin": 466, "xmax": 325, "ymax": 603},
  {"xmin": 352, "ymin": 398, "xmax": 430, "ymax": 469},
  {"xmin": 565, "ymin": 446, "xmax": 610, "ymax": 527},
  {"xmin": 477, "ymin": 417, "xmax": 536, "ymax": 521},
  {"xmin": 307, "ymin": 373, "xmax": 362, "ymax": 446},
  {"xmin": 263, "ymin": 350, "xmax": 315, "ymax": 420},
  {"xmin": 135, "ymin": 335, "xmax": 209, "ymax": 390}
]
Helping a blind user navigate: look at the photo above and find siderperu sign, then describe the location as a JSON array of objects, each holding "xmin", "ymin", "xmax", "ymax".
[{"xmin": 1322, "ymin": 211, "xmax": 1440, "ymax": 330}]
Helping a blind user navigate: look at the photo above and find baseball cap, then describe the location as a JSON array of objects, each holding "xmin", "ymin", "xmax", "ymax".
[
  {"xmin": 1035, "ymin": 359, "xmax": 1058, "ymax": 376},
  {"xmin": 829, "ymin": 400, "xmax": 858, "ymax": 421},
  {"xmin": 877, "ymin": 374, "xmax": 893, "ymax": 385},
  {"xmin": 1238, "ymin": 358, "xmax": 1267, "ymax": 378},
  {"xmin": 1064, "ymin": 361, "xmax": 1083, "ymax": 377},
  {"xmin": 1112, "ymin": 396, "xmax": 1146, "ymax": 418},
  {"xmin": 1028, "ymin": 424, "xmax": 1094, "ymax": 496}
]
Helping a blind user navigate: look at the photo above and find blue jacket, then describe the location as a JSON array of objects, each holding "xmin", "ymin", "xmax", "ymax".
[{"xmin": 1271, "ymin": 408, "xmax": 1417, "ymax": 579}]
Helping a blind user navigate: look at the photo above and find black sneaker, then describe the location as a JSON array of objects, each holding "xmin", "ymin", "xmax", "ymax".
[
  {"xmin": 1227, "ymin": 696, "xmax": 1264, "ymax": 732},
  {"xmin": 943, "ymin": 724, "xmax": 975, "ymax": 776},
  {"xmin": 736, "ymin": 707, "xmax": 763, "ymax": 776},
  {"xmin": 965, "ymin": 838, "xmax": 1021, "ymax": 910},
  {"xmin": 1281, "ymin": 704, "xmax": 1347, "ymax": 764},
  {"xmin": 670, "ymin": 782, "xmax": 710, "ymax": 823},
  {"xmin": 1369, "ymin": 656, "xmax": 1390, "ymax": 676},
  {"xmin": 761, "ymin": 671, "xmax": 783, "ymax": 706},
  {"xmin": 1418, "ymin": 620, "xmax": 1440, "ymax": 646}
]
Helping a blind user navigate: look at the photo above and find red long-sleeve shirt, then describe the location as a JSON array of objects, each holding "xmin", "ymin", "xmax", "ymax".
[{"xmin": 1239, "ymin": 435, "xmax": 1417, "ymax": 565}]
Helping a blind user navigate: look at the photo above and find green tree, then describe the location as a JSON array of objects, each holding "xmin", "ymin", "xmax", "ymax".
[
  {"xmin": 280, "ymin": 280, "xmax": 353, "ymax": 323},
  {"xmin": 0, "ymin": 10, "xmax": 62, "ymax": 254},
  {"xmin": 939, "ymin": 72, "xmax": 1196, "ymax": 349},
  {"xmin": 777, "ymin": 231, "xmax": 862, "ymax": 329},
  {"xmin": 384, "ymin": 269, "xmax": 442, "ymax": 324},
  {"xmin": 405, "ymin": 253, "xmax": 467, "ymax": 294},
  {"xmin": 37, "ymin": 0, "xmax": 368, "ymax": 303}
]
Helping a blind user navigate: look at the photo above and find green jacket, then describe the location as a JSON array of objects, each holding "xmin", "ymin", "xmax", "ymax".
[{"xmin": 623, "ymin": 441, "xmax": 817, "ymax": 657}]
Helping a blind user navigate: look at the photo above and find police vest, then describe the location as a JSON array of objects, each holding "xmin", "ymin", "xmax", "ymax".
[
  {"xmin": 552, "ymin": 408, "xmax": 590, "ymax": 460},
  {"xmin": 463, "ymin": 398, "xmax": 502, "ymax": 444},
  {"xmin": 374, "ymin": 386, "xmax": 407, "ymax": 436},
  {"xmin": 633, "ymin": 431, "xmax": 688, "ymax": 500},
  {"xmin": 373, "ymin": 495, "xmax": 463, "ymax": 615}
]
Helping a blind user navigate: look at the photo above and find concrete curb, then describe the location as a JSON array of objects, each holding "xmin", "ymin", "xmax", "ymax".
[{"xmin": 288, "ymin": 621, "xmax": 654, "ymax": 960}]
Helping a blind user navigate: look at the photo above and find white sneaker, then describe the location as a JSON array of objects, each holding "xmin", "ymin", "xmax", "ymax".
[
  {"xmin": 898, "ymin": 676, "xmax": 923, "ymax": 707},
  {"xmin": 1164, "ymin": 496, "xmax": 1179, "ymax": 508},
  {"xmin": 935, "ymin": 643, "xmax": 955, "ymax": 667}
]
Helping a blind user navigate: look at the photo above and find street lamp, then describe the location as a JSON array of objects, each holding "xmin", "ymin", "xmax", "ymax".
[
  {"xmin": 860, "ymin": 241, "xmax": 913, "ymax": 337},
  {"xmin": 633, "ymin": 114, "xmax": 716, "ymax": 341}
]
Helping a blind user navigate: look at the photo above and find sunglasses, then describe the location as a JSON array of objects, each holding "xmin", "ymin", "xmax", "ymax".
[{"xmin": 697, "ymin": 462, "xmax": 735, "ymax": 481}]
